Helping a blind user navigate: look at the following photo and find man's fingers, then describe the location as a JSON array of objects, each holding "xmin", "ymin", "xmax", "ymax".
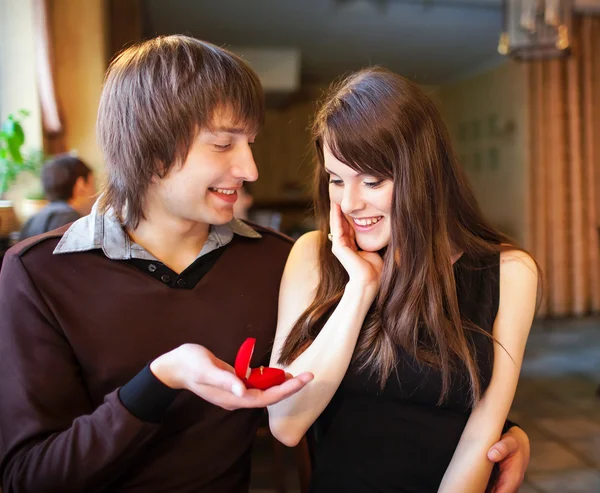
[
  {"xmin": 190, "ymin": 384, "xmax": 244, "ymax": 410},
  {"xmin": 190, "ymin": 373, "xmax": 314, "ymax": 410},
  {"xmin": 201, "ymin": 367, "xmax": 247, "ymax": 397},
  {"xmin": 259, "ymin": 372, "xmax": 314, "ymax": 404},
  {"xmin": 488, "ymin": 429, "xmax": 528, "ymax": 492},
  {"xmin": 215, "ymin": 360, "xmax": 236, "ymax": 373},
  {"xmin": 488, "ymin": 435, "xmax": 517, "ymax": 462},
  {"xmin": 287, "ymin": 372, "xmax": 314, "ymax": 385},
  {"xmin": 241, "ymin": 372, "xmax": 314, "ymax": 407},
  {"xmin": 488, "ymin": 442, "xmax": 508, "ymax": 462}
]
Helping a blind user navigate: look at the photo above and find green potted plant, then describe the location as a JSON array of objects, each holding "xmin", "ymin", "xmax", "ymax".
[{"xmin": 0, "ymin": 110, "xmax": 44, "ymax": 236}]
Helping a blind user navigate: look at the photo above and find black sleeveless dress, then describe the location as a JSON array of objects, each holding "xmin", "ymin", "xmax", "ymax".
[{"xmin": 310, "ymin": 252, "xmax": 500, "ymax": 493}]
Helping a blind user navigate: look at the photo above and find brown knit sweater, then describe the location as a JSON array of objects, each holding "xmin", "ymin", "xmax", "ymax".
[{"xmin": 0, "ymin": 224, "xmax": 292, "ymax": 493}]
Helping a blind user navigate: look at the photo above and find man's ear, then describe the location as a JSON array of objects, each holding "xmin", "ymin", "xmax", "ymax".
[{"xmin": 72, "ymin": 176, "xmax": 87, "ymax": 198}]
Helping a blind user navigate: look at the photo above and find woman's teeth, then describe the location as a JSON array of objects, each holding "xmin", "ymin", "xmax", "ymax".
[
  {"xmin": 209, "ymin": 187, "xmax": 235, "ymax": 195},
  {"xmin": 353, "ymin": 217, "xmax": 382, "ymax": 227}
]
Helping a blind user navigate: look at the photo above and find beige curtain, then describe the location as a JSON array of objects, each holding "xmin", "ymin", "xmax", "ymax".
[
  {"xmin": 526, "ymin": 15, "xmax": 600, "ymax": 316},
  {"xmin": 32, "ymin": 0, "xmax": 66, "ymax": 155}
]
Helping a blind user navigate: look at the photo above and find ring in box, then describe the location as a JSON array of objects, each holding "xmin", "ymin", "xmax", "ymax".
[{"xmin": 235, "ymin": 338, "xmax": 286, "ymax": 390}]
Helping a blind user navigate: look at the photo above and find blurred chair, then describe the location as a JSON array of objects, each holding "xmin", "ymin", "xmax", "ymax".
[
  {"xmin": 294, "ymin": 431, "xmax": 314, "ymax": 493},
  {"xmin": 256, "ymin": 416, "xmax": 314, "ymax": 493}
]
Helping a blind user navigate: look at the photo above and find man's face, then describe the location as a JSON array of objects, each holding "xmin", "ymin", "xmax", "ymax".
[{"xmin": 145, "ymin": 111, "xmax": 258, "ymax": 228}]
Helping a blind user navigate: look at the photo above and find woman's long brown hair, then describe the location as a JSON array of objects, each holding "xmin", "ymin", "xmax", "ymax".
[{"xmin": 278, "ymin": 67, "xmax": 530, "ymax": 406}]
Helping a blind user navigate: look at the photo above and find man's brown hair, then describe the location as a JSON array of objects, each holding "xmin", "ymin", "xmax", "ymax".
[{"xmin": 97, "ymin": 35, "xmax": 264, "ymax": 228}]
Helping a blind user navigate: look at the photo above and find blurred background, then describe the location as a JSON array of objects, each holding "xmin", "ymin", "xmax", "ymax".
[{"xmin": 1, "ymin": 1, "xmax": 599, "ymax": 492}]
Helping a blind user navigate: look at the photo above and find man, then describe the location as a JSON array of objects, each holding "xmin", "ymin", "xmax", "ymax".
[
  {"xmin": 19, "ymin": 153, "xmax": 96, "ymax": 240},
  {"xmin": 0, "ymin": 36, "xmax": 528, "ymax": 493}
]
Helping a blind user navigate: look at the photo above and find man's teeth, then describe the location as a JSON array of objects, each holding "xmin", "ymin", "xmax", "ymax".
[
  {"xmin": 353, "ymin": 217, "xmax": 382, "ymax": 226},
  {"xmin": 210, "ymin": 188, "xmax": 235, "ymax": 195}
]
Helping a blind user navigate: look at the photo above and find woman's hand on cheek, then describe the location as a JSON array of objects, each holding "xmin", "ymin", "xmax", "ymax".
[{"xmin": 329, "ymin": 202, "xmax": 383, "ymax": 291}]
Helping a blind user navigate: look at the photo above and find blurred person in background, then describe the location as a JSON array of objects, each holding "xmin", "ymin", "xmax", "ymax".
[
  {"xmin": 233, "ymin": 183, "xmax": 254, "ymax": 220},
  {"xmin": 19, "ymin": 153, "xmax": 96, "ymax": 240}
]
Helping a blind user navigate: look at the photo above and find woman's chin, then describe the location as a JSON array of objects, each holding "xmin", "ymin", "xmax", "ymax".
[{"xmin": 356, "ymin": 236, "xmax": 388, "ymax": 253}]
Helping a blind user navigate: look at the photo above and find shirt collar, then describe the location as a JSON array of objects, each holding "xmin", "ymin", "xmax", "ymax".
[{"xmin": 54, "ymin": 199, "xmax": 261, "ymax": 261}]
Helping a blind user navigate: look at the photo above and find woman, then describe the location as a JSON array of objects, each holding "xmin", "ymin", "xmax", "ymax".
[{"xmin": 267, "ymin": 68, "xmax": 538, "ymax": 493}]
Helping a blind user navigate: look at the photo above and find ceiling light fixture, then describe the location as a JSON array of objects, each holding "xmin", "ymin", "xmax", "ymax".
[{"xmin": 498, "ymin": 0, "xmax": 573, "ymax": 60}]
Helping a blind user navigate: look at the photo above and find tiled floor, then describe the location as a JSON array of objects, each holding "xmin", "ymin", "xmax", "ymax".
[
  {"xmin": 250, "ymin": 317, "xmax": 600, "ymax": 493},
  {"xmin": 513, "ymin": 317, "xmax": 600, "ymax": 493}
]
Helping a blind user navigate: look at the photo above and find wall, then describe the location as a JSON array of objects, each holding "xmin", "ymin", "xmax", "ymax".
[
  {"xmin": 0, "ymin": 0, "xmax": 108, "ymax": 222},
  {"xmin": 251, "ymin": 92, "xmax": 318, "ymax": 206},
  {"xmin": 49, "ymin": 0, "xmax": 108, "ymax": 176},
  {"xmin": 0, "ymin": 0, "xmax": 43, "ymax": 215},
  {"xmin": 0, "ymin": 0, "xmax": 42, "ymax": 146},
  {"xmin": 437, "ymin": 61, "xmax": 529, "ymax": 245}
]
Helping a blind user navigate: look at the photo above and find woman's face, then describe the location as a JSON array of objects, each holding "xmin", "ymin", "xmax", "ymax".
[{"xmin": 324, "ymin": 145, "xmax": 394, "ymax": 252}]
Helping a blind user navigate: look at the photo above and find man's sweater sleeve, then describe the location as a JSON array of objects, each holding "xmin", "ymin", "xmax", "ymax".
[
  {"xmin": 0, "ymin": 251, "xmax": 162, "ymax": 493},
  {"xmin": 504, "ymin": 419, "xmax": 520, "ymax": 433}
]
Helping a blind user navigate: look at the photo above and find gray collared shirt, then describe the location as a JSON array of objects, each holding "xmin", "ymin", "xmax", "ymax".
[{"xmin": 54, "ymin": 201, "xmax": 261, "ymax": 261}]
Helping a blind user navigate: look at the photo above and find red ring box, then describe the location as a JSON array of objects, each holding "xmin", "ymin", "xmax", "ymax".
[{"xmin": 235, "ymin": 338, "xmax": 286, "ymax": 390}]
